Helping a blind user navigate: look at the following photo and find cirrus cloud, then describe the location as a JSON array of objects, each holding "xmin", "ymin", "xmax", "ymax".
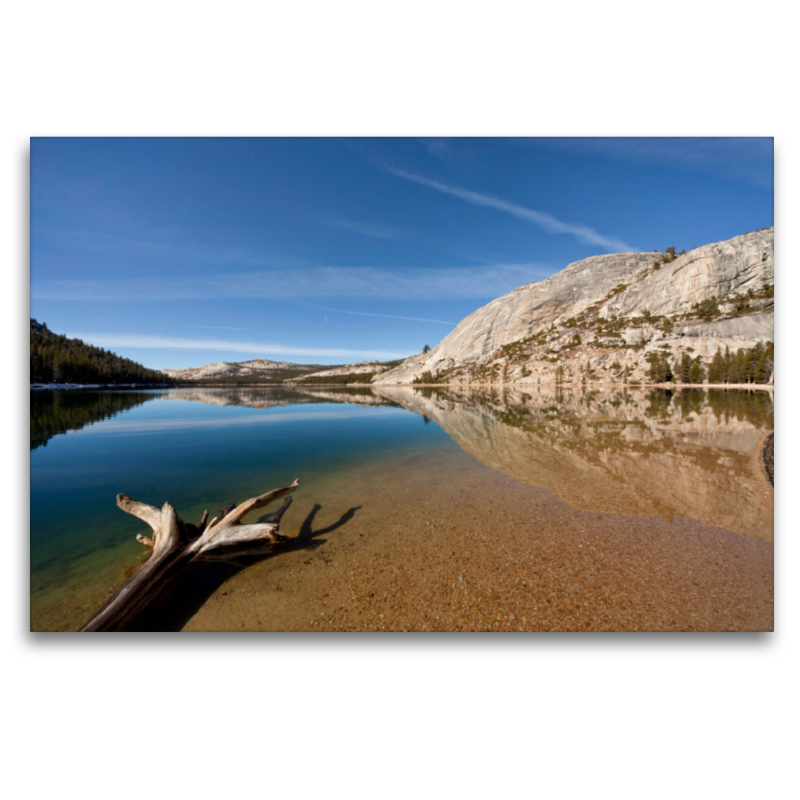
[
  {"xmin": 383, "ymin": 166, "xmax": 636, "ymax": 252},
  {"xmin": 32, "ymin": 262, "xmax": 551, "ymax": 302}
]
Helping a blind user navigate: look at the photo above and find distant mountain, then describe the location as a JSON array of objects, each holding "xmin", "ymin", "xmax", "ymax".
[
  {"xmin": 374, "ymin": 229, "xmax": 774, "ymax": 386},
  {"xmin": 162, "ymin": 357, "xmax": 407, "ymax": 384},
  {"xmin": 30, "ymin": 320, "xmax": 174, "ymax": 386},
  {"xmin": 291, "ymin": 360, "xmax": 406, "ymax": 385},
  {"xmin": 162, "ymin": 358, "xmax": 322, "ymax": 383}
]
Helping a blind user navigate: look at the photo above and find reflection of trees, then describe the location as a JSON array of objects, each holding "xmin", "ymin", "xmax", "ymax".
[
  {"xmin": 673, "ymin": 388, "xmax": 707, "ymax": 420},
  {"xmin": 706, "ymin": 389, "xmax": 774, "ymax": 428},
  {"xmin": 643, "ymin": 389, "xmax": 774, "ymax": 428},
  {"xmin": 31, "ymin": 386, "xmax": 404, "ymax": 451},
  {"xmin": 373, "ymin": 384, "xmax": 774, "ymax": 539},
  {"xmin": 30, "ymin": 391, "xmax": 156, "ymax": 450}
]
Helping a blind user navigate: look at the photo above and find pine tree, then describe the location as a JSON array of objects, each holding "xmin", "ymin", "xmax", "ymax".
[
  {"xmin": 679, "ymin": 352, "xmax": 692, "ymax": 383},
  {"xmin": 30, "ymin": 318, "xmax": 173, "ymax": 385},
  {"xmin": 689, "ymin": 357, "xmax": 705, "ymax": 384},
  {"xmin": 708, "ymin": 350, "xmax": 722, "ymax": 383}
]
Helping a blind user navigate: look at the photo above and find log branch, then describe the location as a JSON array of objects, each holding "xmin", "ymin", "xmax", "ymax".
[
  {"xmin": 158, "ymin": 502, "xmax": 183, "ymax": 553},
  {"xmin": 117, "ymin": 493, "xmax": 162, "ymax": 537},
  {"xmin": 81, "ymin": 479, "xmax": 300, "ymax": 632},
  {"xmin": 204, "ymin": 479, "xmax": 300, "ymax": 533}
]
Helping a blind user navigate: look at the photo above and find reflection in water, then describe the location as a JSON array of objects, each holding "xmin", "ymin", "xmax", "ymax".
[
  {"xmin": 370, "ymin": 385, "xmax": 774, "ymax": 540},
  {"xmin": 29, "ymin": 386, "xmax": 400, "ymax": 451},
  {"xmin": 138, "ymin": 384, "xmax": 773, "ymax": 539},
  {"xmin": 32, "ymin": 386, "xmax": 773, "ymax": 541},
  {"xmin": 30, "ymin": 390, "xmax": 157, "ymax": 450},
  {"xmin": 29, "ymin": 385, "xmax": 773, "ymax": 630},
  {"xmin": 162, "ymin": 386, "xmax": 400, "ymax": 409}
]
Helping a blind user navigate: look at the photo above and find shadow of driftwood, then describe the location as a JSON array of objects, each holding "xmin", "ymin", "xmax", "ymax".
[{"xmin": 126, "ymin": 503, "xmax": 362, "ymax": 632}]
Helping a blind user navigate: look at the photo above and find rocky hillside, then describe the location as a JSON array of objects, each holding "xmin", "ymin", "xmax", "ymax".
[
  {"xmin": 297, "ymin": 361, "xmax": 392, "ymax": 379},
  {"xmin": 291, "ymin": 359, "xmax": 405, "ymax": 385},
  {"xmin": 373, "ymin": 229, "xmax": 774, "ymax": 386},
  {"xmin": 163, "ymin": 358, "xmax": 406, "ymax": 384},
  {"xmin": 162, "ymin": 358, "xmax": 331, "ymax": 383}
]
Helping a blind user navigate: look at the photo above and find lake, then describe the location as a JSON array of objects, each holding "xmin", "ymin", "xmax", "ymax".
[{"xmin": 30, "ymin": 385, "xmax": 774, "ymax": 632}]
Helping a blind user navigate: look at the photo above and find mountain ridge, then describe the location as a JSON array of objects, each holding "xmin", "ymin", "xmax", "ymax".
[
  {"xmin": 156, "ymin": 228, "xmax": 774, "ymax": 387},
  {"xmin": 373, "ymin": 228, "xmax": 774, "ymax": 385},
  {"xmin": 161, "ymin": 357, "xmax": 407, "ymax": 384}
]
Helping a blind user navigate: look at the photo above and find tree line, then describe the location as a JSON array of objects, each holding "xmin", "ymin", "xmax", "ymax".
[
  {"xmin": 30, "ymin": 319, "xmax": 175, "ymax": 385},
  {"xmin": 707, "ymin": 342, "xmax": 773, "ymax": 384},
  {"xmin": 293, "ymin": 371, "xmax": 380, "ymax": 385},
  {"xmin": 645, "ymin": 341, "xmax": 772, "ymax": 384}
]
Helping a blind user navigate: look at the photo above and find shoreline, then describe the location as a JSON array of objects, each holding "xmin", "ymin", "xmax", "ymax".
[
  {"xmin": 30, "ymin": 383, "xmax": 171, "ymax": 390},
  {"xmin": 374, "ymin": 381, "xmax": 775, "ymax": 391},
  {"xmin": 30, "ymin": 381, "xmax": 776, "ymax": 391}
]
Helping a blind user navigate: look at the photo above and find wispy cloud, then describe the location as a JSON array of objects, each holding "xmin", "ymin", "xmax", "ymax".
[
  {"xmin": 38, "ymin": 224, "xmax": 323, "ymax": 272},
  {"xmin": 33, "ymin": 262, "xmax": 550, "ymax": 302},
  {"xmin": 383, "ymin": 167, "xmax": 636, "ymax": 252},
  {"xmin": 64, "ymin": 332, "xmax": 411, "ymax": 360},
  {"xmin": 181, "ymin": 324, "xmax": 249, "ymax": 331},
  {"xmin": 319, "ymin": 218, "xmax": 412, "ymax": 241},
  {"xmin": 325, "ymin": 309, "xmax": 456, "ymax": 325}
]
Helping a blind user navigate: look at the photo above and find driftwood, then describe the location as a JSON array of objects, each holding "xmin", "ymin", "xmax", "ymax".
[{"xmin": 81, "ymin": 479, "xmax": 300, "ymax": 632}]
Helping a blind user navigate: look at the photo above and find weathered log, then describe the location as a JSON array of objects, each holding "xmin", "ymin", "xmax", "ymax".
[{"xmin": 81, "ymin": 479, "xmax": 300, "ymax": 632}]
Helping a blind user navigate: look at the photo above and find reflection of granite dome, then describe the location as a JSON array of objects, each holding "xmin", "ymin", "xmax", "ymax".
[
  {"xmin": 161, "ymin": 387, "xmax": 398, "ymax": 409},
  {"xmin": 373, "ymin": 229, "xmax": 773, "ymax": 385},
  {"xmin": 372, "ymin": 385, "xmax": 774, "ymax": 541},
  {"xmin": 162, "ymin": 388, "xmax": 321, "ymax": 409}
]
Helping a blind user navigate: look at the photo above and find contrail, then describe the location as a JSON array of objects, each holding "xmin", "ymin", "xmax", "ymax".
[
  {"xmin": 325, "ymin": 308, "xmax": 456, "ymax": 325},
  {"xmin": 385, "ymin": 166, "xmax": 636, "ymax": 252}
]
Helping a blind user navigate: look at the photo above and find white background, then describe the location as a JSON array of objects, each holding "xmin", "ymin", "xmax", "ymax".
[{"xmin": 3, "ymin": 3, "xmax": 797, "ymax": 799}]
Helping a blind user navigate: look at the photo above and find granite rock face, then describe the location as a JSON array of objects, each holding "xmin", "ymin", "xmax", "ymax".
[
  {"xmin": 162, "ymin": 358, "xmax": 398, "ymax": 383},
  {"xmin": 163, "ymin": 358, "xmax": 306, "ymax": 382},
  {"xmin": 602, "ymin": 229, "xmax": 773, "ymax": 319},
  {"xmin": 375, "ymin": 252, "xmax": 655, "ymax": 383},
  {"xmin": 299, "ymin": 362, "xmax": 392, "ymax": 379},
  {"xmin": 374, "ymin": 229, "xmax": 773, "ymax": 385}
]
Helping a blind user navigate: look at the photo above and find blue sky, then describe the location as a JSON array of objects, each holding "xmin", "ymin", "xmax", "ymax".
[{"xmin": 30, "ymin": 137, "xmax": 773, "ymax": 370}]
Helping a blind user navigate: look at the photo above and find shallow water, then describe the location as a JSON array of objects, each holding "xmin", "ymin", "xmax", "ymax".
[{"xmin": 29, "ymin": 386, "xmax": 774, "ymax": 631}]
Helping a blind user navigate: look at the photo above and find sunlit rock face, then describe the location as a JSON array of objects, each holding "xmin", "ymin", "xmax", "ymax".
[
  {"xmin": 372, "ymin": 385, "xmax": 774, "ymax": 541},
  {"xmin": 162, "ymin": 359, "xmax": 299, "ymax": 381},
  {"xmin": 374, "ymin": 252, "xmax": 656, "ymax": 383},
  {"xmin": 373, "ymin": 229, "xmax": 773, "ymax": 385},
  {"xmin": 299, "ymin": 362, "xmax": 392, "ymax": 379},
  {"xmin": 676, "ymin": 313, "xmax": 774, "ymax": 342},
  {"xmin": 602, "ymin": 229, "xmax": 773, "ymax": 319}
]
